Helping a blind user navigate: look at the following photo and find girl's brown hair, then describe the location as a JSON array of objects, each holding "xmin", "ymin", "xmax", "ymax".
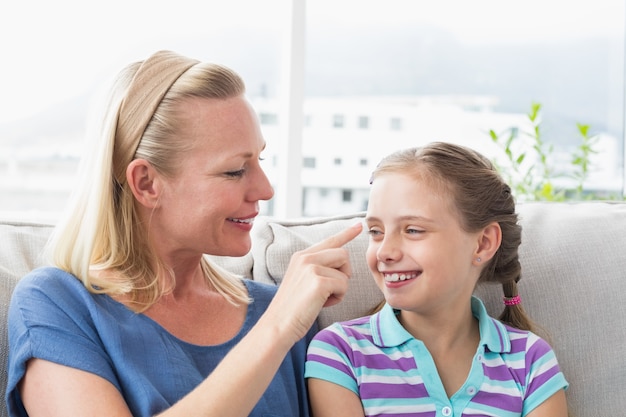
[{"xmin": 370, "ymin": 141, "xmax": 535, "ymax": 331}]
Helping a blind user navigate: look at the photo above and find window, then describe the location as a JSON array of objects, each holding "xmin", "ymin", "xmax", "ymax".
[
  {"xmin": 306, "ymin": 0, "xmax": 625, "ymax": 207},
  {"xmin": 390, "ymin": 117, "xmax": 403, "ymax": 131},
  {"xmin": 333, "ymin": 158, "xmax": 342, "ymax": 166},
  {"xmin": 342, "ymin": 189, "xmax": 352, "ymax": 202},
  {"xmin": 259, "ymin": 112, "xmax": 278, "ymax": 125},
  {"xmin": 332, "ymin": 114, "xmax": 345, "ymax": 128},
  {"xmin": 2, "ymin": 0, "xmax": 625, "ymax": 221},
  {"xmin": 303, "ymin": 157, "xmax": 316, "ymax": 168},
  {"xmin": 0, "ymin": 0, "xmax": 286, "ymax": 222}
]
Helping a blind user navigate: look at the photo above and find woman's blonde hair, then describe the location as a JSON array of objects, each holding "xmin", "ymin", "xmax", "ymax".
[
  {"xmin": 46, "ymin": 51, "xmax": 250, "ymax": 311},
  {"xmin": 370, "ymin": 141, "xmax": 536, "ymax": 332}
]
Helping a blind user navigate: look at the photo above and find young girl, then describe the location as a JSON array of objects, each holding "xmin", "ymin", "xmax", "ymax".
[{"xmin": 305, "ymin": 142, "xmax": 569, "ymax": 417}]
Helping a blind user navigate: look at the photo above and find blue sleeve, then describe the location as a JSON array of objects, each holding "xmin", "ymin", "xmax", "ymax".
[{"xmin": 6, "ymin": 267, "xmax": 120, "ymax": 416}]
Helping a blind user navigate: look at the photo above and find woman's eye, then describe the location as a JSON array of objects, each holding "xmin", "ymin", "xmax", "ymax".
[{"xmin": 225, "ymin": 169, "xmax": 245, "ymax": 178}]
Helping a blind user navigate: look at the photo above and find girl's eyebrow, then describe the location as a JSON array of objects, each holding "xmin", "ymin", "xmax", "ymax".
[{"xmin": 365, "ymin": 215, "xmax": 436, "ymax": 223}]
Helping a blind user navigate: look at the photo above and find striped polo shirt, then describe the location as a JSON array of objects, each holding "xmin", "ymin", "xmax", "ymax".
[{"xmin": 305, "ymin": 296, "xmax": 568, "ymax": 417}]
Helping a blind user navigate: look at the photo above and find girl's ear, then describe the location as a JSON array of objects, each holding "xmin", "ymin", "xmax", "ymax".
[
  {"xmin": 126, "ymin": 159, "xmax": 162, "ymax": 208},
  {"xmin": 474, "ymin": 222, "xmax": 502, "ymax": 264}
]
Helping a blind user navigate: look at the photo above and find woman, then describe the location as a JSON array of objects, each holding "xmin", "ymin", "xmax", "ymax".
[{"xmin": 7, "ymin": 50, "xmax": 362, "ymax": 417}]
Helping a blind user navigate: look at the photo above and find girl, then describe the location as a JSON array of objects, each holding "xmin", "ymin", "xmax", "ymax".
[{"xmin": 305, "ymin": 142, "xmax": 568, "ymax": 417}]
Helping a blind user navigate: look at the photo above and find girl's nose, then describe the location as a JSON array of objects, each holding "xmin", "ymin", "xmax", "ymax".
[{"xmin": 377, "ymin": 235, "xmax": 402, "ymax": 263}]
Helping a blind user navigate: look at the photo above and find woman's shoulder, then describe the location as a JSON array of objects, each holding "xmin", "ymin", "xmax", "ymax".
[
  {"xmin": 10, "ymin": 266, "xmax": 111, "ymax": 324},
  {"xmin": 14, "ymin": 266, "xmax": 85, "ymax": 298}
]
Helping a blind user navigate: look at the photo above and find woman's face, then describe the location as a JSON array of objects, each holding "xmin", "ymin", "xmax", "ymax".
[
  {"xmin": 151, "ymin": 95, "xmax": 274, "ymax": 259},
  {"xmin": 365, "ymin": 172, "xmax": 481, "ymax": 314}
]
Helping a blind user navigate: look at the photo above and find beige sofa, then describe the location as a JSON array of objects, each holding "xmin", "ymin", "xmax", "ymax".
[{"xmin": 1, "ymin": 201, "xmax": 625, "ymax": 416}]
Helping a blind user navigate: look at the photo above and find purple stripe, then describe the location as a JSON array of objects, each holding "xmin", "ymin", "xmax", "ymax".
[
  {"xmin": 307, "ymin": 353, "xmax": 355, "ymax": 378},
  {"xmin": 510, "ymin": 337, "xmax": 528, "ymax": 353},
  {"xmin": 494, "ymin": 318, "xmax": 506, "ymax": 350},
  {"xmin": 472, "ymin": 390, "xmax": 522, "ymax": 412},
  {"xmin": 482, "ymin": 362, "xmax": 521, "ymax": 383},
  {"xmin": 376, "ymin": 312, "xmax": 384, "ymax": 343},
  {"xmin": 526, "ymin": 366, "xmax": 561, "ymax": 398},
  {"xmin": 527, "ymin": 338, "xmax": 553, "ymax": 360},
  {"xmin": 351, "ymin": 350, "xmax": 417, "ymax": 371},
  {"xmin": 360, "ymin": 381, "xmax": 429, "ymax": 400}
]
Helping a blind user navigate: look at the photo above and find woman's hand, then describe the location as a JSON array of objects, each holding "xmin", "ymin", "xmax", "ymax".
[{"xmin": 263, "ymin": 222, "xmax": 363, "ymax": 345}]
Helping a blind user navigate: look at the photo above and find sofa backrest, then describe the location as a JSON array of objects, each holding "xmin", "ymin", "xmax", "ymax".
[
  {"xmin": 1, "ymin": 202, "xmax": 625, "ymax": 416},
  {"xmin": 248, "ymin": 202, "xmax": 626, "ymax": 416},
  {"xmin": 0, "ymin": 221, "xmax": 54, "ymax": 417}
]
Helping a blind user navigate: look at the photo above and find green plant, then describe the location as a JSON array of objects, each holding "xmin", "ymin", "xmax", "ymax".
[{"xmin": 488, "ymin": 102, "xmax": 605, "ymax": 202}]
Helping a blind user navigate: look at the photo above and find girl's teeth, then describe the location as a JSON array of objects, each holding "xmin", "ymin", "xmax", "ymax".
[{"xmin": 385, "ymin": 273, "xmax": 417, "ymax": 282}]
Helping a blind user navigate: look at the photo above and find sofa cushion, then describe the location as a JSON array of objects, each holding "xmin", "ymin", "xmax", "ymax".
[
  {"xmin": 475, "ymin": 201, "xmax": 626, "ymax": 416},
  {"xmin": 251, "ymin": 213, "xmax": 384, "ymax": 329},
  {"xmin": 250, "ymin": 202, "xmax": 626, "ymax": 416},
  {"xmin": 0, "ymin": 221, "xmax": 54, "ymax": 416}
]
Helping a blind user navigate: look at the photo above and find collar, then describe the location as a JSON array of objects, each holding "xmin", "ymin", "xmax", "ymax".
[{"xmin": 370, "ymin": 295, "xmax": 511, "ymax": 353}]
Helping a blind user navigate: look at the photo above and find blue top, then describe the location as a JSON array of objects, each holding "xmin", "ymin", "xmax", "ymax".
[
  {"xmin": 7, "ymin": 266, "xmax": 313, "ymax": 417},
  {"xmin": 306, "ymin": 297, "xmax": 568, "ymax": 417}
]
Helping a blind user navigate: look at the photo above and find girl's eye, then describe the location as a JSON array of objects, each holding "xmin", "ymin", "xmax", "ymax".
[
  {"xmin": 406, "ymin": 228, "xmax": 424, "ymax": 234},
  {"xmin": 367, "ymin": 229, "xmax": 383, "ymax": 236}
]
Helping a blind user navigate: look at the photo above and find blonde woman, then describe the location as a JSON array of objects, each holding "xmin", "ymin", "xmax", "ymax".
[{"xmin": 7, "ymin": 50, "xmax": 361, "ymax": 417}]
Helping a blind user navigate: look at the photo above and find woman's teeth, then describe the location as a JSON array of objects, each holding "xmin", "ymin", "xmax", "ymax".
[{"xmin": 229, "ymin": 218, "xmax": 253, "ymax": 224}]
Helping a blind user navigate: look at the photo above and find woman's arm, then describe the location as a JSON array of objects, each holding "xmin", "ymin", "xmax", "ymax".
[
  {"xmin": 308, "ymin": 378, "xmax": 365, "ymax": 417},
  {"xmin": 20, "ymin": 223, "xmax": 363, "ymax": 417}
]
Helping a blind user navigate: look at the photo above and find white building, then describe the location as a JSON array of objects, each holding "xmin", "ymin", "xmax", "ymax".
[
  {"xmin": 253, "ymin": 95, "xmax": 538, "ymax": 216},
  {"xmin": 0, "ymin": 95, "xmax": 622, "ymax": 221}
]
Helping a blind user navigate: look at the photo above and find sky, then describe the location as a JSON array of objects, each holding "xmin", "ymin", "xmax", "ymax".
[{"xmin": 0, "ymin": 0, "xmax": 623, "ymax": 126}]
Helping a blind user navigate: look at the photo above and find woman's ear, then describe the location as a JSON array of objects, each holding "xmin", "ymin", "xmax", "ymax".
[
  {"xmin": 126, "ymin": 159, "xmax": 161, "ymax": 208},
  {"xmin": 474, "ymin": 222, "xmax": 502, "ymax": 264}
]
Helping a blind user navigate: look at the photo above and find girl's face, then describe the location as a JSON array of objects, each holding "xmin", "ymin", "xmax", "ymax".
[
  {"xmin": 150, "ymin": 95, "xmax": 274, "ymax": 259},
  {"xmin": 365, "ymin": 172, "xmax": 482, "ymax": 314}
]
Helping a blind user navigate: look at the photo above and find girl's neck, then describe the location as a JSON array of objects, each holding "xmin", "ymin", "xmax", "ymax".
[{"xmin": 398, "ymin": 304, "xmax": 480, "ymax": 353}]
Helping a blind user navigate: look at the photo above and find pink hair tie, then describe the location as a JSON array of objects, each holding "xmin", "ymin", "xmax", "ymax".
[{"xmin": 503, "ymin": 295, "xmax": 521, "ymax": 306}]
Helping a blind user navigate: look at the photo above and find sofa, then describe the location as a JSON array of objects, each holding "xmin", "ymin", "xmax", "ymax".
[{"xmin": 1, "ymin": 201, "xmax": 625, "ymax": 416}]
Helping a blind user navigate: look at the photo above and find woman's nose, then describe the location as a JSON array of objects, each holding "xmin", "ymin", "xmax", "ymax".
[{"xmin": 251, "ymin": 166, "xmax": 275, "ymax": 202}]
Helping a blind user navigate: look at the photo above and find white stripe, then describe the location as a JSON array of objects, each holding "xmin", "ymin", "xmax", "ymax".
[
  {"xmin": 509, "ymin": 331, "xmax": 528, "ymax": 341},
  {"xmin": 482, "ymin": 356, "xmax": 524, "ymax": 369},
  {"xmin": 353, "ymin": 345, "xmax": 413, "ymax": 360},
  {"xmin": 365, "ymin": 403, "xmax": 436, "ymax": 414},
  {"xmin": 463, "ymin": 406, "xmax": 502, "ymax": 416},
  {"xmin": 533, "ymin": 355, "xmax": 559, "ymax": 377},
  {"xmin": 360, "ymin": 373, "xmax": 424, "ymax": 385},
  {"xmin": 307, "ymin": 345, "xmax": 346, "ymax": 363},
  {"xmin": 480, "ymin": 380, "xmax": 522, "ymax": 397}
]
